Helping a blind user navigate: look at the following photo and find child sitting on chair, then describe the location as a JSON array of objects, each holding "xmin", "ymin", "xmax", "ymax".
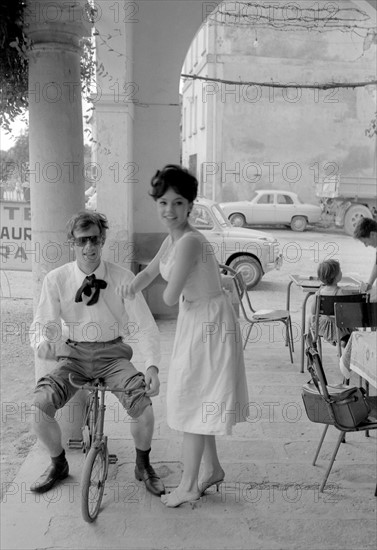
[{"xmin": 309, "ymin": 259, "xmax": 354, "ymax": 347}]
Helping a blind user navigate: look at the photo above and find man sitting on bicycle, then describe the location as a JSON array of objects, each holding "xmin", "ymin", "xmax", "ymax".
[{"xmin": 29, "ymin": 210, "xmax": 165, "ymax": 497}]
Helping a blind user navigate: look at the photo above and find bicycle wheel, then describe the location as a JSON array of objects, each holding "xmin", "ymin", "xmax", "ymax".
[{"xmin": 81, "ymin": 443, "xmax": 108, "ymax": 522}]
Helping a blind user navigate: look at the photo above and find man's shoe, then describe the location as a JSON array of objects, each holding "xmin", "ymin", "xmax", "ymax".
[
  {"xmin": 30, "ymin": 460, "xmax": 69, "ymax": 493},
  {"xmin": 134, "ymin": 464, "xmax": 165, "ymax": 496}
]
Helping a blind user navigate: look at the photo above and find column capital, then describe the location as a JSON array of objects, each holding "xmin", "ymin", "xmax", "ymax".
[{"xmin": 25, "ymin": 0, "xmax": 91, "ymax": 51}]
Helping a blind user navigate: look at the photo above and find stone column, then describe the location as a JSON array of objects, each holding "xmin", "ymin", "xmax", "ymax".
[
  {"xmin": 25, "ymin": 0, "xmax": 91, "ymax": 442},
  {"xmin": 92, "ymin": 1, "xmax": 135, "ymax": 271}
]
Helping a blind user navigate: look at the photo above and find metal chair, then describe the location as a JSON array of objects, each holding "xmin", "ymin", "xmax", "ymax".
[
  {"xmin": 305, "ymin": 335, "xmax": 377, "ymax": 494},
  {"xmin": 334, "ymin": 301, "xmax": 377, "ymax": 334},
  {"xmin": 335, "ymin": 300, "xmax": 377, "ymax": 433},
  {"xmin": 219, "ymin": 264, "xmax": 294, "ymax": 363},
  {"xmin": 312, "ymin": 293, "xmax": 368, "ymax": 360}
]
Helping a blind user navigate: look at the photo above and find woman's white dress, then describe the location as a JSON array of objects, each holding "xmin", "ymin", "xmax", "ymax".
[{"xmin": 160, "ymin": 232, "xmax": 249, "ymax": 435}]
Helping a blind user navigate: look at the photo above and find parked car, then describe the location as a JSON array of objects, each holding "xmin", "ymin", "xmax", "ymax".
[
  {"xmin": 220, "ymin": 190, "xmax": 322, "ymax": 231},
  {"xmin": 191, "ymin": 197, "xmax": 282, "ymax": 289}
]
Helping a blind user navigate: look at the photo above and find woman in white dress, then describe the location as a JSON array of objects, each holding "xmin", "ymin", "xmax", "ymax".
[{"xmin": 117, "ymin": 165, "xmax": 249, "ymax": 507}]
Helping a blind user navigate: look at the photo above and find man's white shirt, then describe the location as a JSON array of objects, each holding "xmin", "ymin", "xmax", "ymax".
[{"xmin": 30, "ymin": 260, "xmax": 161, "ymax": 370}]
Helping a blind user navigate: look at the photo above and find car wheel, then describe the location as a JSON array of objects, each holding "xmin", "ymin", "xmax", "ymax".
[
  {"xmin": 229, "ymin": 256, "xmax": 263, "ymax": 289},
  {"xmin": 344, "ymin": 205, "xmax": 372, "ymax": 236},
  {"xmin": 290, "ymin": 216, "xmax": 307, "ymax": 231},
  {"xmin": 229, "ymin": 213, "xmax": 246, "ymax": 227}
]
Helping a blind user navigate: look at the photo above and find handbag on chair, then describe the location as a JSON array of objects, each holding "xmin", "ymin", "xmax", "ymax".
[
  {"xmin": 302, "ymin": 381, "xmax": 370, "ymax": 428},
  {"xmin": 302, "ymin": 340, "xmax": 371, "ymax": 429}
]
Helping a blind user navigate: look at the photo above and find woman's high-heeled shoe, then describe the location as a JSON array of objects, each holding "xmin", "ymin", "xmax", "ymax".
[
  {"xmin": 161, "ymin": 490, "xmax": 201, "ymax": 508},
  {"xmin": 199, "ymin": 476, "xmax": 225, "ymax": 495}
]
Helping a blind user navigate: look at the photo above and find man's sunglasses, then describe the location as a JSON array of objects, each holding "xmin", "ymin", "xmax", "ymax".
[{"xmin": 70, "ymin": 235, "xmax": 102, "ymax": 247}]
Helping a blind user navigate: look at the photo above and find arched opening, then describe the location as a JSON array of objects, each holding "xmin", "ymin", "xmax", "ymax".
[{"xmin": 180, "ymin": 0, "xmax": 376, "ymax": 208}]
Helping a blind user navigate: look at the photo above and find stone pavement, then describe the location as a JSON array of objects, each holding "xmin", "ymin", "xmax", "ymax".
[{"xmin": 1, "ymin": 317, "xmax": 376, "ymax": 550}]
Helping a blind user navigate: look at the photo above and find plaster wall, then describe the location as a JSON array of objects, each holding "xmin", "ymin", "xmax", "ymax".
[
  {"xmin": 182, "ymin": 0, "xmax": 377, "ymax": 205},
  {"xmin": 220, "ymin": 25, "xmax": 376, "ymax": 203}
]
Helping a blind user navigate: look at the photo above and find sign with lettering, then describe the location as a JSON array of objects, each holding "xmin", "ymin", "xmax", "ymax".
[{"xmin": 0, "ymin": 201, "xmax": 32, "ymax": 271}]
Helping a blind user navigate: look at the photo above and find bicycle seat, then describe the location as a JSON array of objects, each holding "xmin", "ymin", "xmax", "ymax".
[{"xmin": 69, "ymin": 374, "xmax": 105, "ymax": 389}]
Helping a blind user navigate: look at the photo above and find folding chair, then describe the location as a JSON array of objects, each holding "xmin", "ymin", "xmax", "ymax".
[
  {"xmin": 304, "ymin": 335, "xmax": 377, "ymax": 494},
  {"xmin": 219, "ymin": 264, "xmax": 294, "ymax": 363},
  {"xmin": 312, "ymin": 293, "xmax": 368, "ymax": 360}
]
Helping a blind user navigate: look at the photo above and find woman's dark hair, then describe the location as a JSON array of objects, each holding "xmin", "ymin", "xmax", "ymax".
[
  {"xmin": 317, "ymin": 259, "xmax": 341, "ymax": 285},
  {"xmin": 150, "ymin": 165, "xmax": 198, "ymax": 202},
  {"xmin": 353, "ymin": 217, "xmax": 377, "ymax": 239},
  {"xmin": 66, "ymin": 211, "xmax": 109, "ymax": 240}
]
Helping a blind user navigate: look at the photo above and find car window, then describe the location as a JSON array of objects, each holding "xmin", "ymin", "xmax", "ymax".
[
  {"xmin": 277, "ymin": 194, "xmax": 294, "ymax": 205},
  {"xmin": 257, "ymin": 194, "xmax": 273, "ymax": 204},
  {"xmin": 190, "ymin": 205, "xmax": 214, "ymax": 230}
]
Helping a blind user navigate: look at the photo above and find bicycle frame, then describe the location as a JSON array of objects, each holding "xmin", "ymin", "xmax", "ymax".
[
  {"xmin": 82, "ymin": 382, "xmax": 106, "ymax": 453},
  {"xmin": 68, "ymin": 374, "xmax": 123, "ymax": 522}
]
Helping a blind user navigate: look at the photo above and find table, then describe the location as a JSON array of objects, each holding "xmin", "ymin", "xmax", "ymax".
[
  {"xmin": 286, "ymin": 274, "xmax": 362, "ymax": 373},
  {"xmin": 340, "ymin": 331, "xmax": 377, "ymax": 388}
]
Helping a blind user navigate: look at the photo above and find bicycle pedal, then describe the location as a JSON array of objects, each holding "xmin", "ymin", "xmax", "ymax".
[
  {"xmin": 108, "ymin": 454, "xmax": 118, "ymax": 464},
  {"xmin": 68, "ymin": 438, "xmax": 83, "ymax": 449}
]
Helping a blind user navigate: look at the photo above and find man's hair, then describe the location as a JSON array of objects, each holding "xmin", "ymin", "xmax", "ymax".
[
  {"xmin": 353, "ymin": 217, "xmax": 377, "ymax": 239},
  {"xmin": 66, "ymin": 211, "xmax": 109, "ymax": 240},
  {"xmin": 317, "ymin": 259, "xmax": 341, "ymax": 286},
  {"xmin": 149, "ymin": 164, "xmax": 198, "ymax": 202}
]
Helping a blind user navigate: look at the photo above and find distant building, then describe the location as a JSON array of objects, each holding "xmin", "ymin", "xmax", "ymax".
[{"xmin": 181, "ymin": 2, "xmax": 377, "ymax": 203}]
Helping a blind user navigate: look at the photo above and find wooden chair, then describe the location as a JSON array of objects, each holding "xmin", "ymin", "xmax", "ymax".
[
  {"xmin": 219, "ymin": 264, "xmax": 294, "ymax": 363},
  {"xmin": 305, "ymin": 335, "xmax": 377, "ymax": 494},
  {"xmin": 312, "ymin": 293, "xmax": 368, "ymax": 360}
]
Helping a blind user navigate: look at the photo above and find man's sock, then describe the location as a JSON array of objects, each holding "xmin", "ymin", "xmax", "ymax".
[
  {"xmin": 51, "ymin": 449, "xmax": 67, "ymax": 465},
  {"xmin": 136, "ymin": 447, "xmax": 151, "ymax": 469}
]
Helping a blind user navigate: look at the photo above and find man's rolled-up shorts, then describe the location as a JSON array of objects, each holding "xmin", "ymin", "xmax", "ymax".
[{"xmin": 33, "ymin": 338, "xmax": 152, "ymax": 419}]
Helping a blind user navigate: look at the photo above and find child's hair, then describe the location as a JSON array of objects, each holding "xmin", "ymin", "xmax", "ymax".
[
  {"xmin": 317, "ymin": 259, "xmax": 341, "ymax": 285},
  {"xmin": 149, "ymin": 165, "xmax": 198, "ymax": 202}
]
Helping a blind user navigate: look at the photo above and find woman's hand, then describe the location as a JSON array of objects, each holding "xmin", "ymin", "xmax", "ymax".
[
  {"xmin": 116, "ymin": 282, "xmax": 136, "ymax": 301},
  {"xmin": 145, "ymin": 366, "xmax": 160, "ymax": 397},
  {"xmin": 359, "ymin": 281, "xmax": 371, "ymax": 293}
]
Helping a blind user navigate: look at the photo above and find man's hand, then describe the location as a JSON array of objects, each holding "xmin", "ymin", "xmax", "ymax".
[
  {"xmin": 37, "ymin": 341, "xmax": 57, "ymax": 361},
  {"xmin": 145, "ymin": 366, "xmax": 160, "ymax": 397}
]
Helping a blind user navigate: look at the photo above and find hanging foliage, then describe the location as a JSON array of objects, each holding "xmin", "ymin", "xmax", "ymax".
[
  {"xmin": 0, "ymin": 0, "xmax": 96, "ymax": 133},
  {"xmin": 0, "ymin": 0, "xmax": 30, "ymax": 132}
]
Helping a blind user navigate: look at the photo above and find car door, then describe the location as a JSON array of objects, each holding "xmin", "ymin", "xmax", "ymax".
[
  {"xmin": 251, "ymin": 193, "xmax": 276, "ymax": 224},
  {"xmin": 276, "ymin": 193, "xmax": 295, "ymax": 223}
]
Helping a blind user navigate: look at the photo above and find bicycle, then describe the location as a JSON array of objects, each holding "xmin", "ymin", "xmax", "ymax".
[{"xmin": 68, "ymin": 373, "xmax": 125, "ymax": 522}]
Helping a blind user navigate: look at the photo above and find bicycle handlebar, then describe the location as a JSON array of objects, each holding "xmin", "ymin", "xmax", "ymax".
[{"xmin": 68, "ymin": 373, "xmax": 127, "ymax": 393}]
